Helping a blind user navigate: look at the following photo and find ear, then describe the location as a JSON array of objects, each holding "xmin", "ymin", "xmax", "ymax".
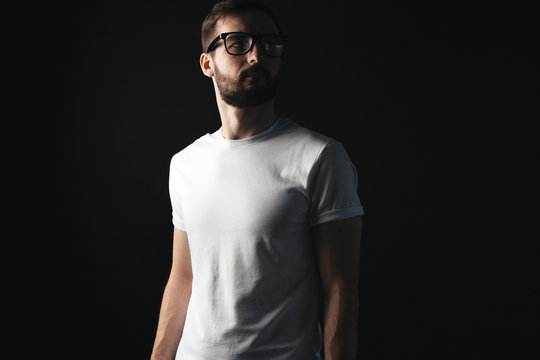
[{"xmin": 200, "ymin": 53, "xmax": 215, "ymax": 78}]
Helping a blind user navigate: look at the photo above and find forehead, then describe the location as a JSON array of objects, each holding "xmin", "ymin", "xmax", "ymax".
[{"xmin": 215, "ymin": 9, "xmax": 279, "ymax": 35}]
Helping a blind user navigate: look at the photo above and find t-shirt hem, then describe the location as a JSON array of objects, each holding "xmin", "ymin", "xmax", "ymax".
[{"xmin": 309, "ymin": 206, "xmax": 364, "ymax": 226}]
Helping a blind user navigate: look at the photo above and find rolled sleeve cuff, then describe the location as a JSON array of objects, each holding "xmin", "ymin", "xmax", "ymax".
[{"xmin": 309, "ymin": 206, "xmax": 364, "ymax": 226}]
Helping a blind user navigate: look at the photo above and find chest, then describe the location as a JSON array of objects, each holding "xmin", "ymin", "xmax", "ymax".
[{"xmin": 177, "ymin": 151, "xmax": 310, "ymax": 235}]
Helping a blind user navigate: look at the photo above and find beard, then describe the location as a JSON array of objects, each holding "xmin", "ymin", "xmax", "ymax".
[{"xmin": 214, "ymin": 65, "xmax": 279, "ymax": 108}]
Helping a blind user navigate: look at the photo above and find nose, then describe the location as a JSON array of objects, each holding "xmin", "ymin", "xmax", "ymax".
[{"xmin": 247, "ymin": 41, "xmax": 262, "ymax": 64}]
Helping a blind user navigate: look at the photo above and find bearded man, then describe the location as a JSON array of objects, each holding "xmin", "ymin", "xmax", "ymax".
[{"xmin": 151, "ymin": 1, "xmax": 364, "ymax": 359}]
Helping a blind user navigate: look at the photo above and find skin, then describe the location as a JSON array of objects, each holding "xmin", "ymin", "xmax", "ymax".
[
  {"xmin": 151, "ymin": 9, "xmax": 362, "ymax": 360},
  {"xmin": 199, "ymin": 9, "xmax": 281, "ymax": 139},
  {"xmin": 314, "ymin": 216, "xmax": 362, "ymax": 360},
  {"xmin": 150, "ymin": 228, "xmax": 191, "ymax": 360}
]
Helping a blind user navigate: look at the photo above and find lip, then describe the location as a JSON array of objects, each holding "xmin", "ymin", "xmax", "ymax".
[
  {"xmin": 241, "ymin": 67, "xmax": 270, "ymax": 79},
  {"xmin": 242, "ymin": 72, "xmax": 268, "ymax": 80},
  {"xmin": 243, "ymin": 74, "xmax": 268, "ymax": 83}
]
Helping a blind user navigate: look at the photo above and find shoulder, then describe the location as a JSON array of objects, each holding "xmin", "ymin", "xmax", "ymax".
[
  {"xmin": 170, "ymin": 132, "xmax": 214, "ymax": 169},
  {"xmin": 276, "ymin": 118, "xmax": 337, "ymax": 157},
  {"xmin": 279, "ymin": 120, "xmax": 355, "ymax": 177}
]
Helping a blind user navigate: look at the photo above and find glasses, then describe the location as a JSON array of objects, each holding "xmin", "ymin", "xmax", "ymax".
[{"xmin": 206, "ymin": 32, "xmax": 287, "ymax": 57}]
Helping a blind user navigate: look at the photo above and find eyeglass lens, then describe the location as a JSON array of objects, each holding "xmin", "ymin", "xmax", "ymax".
[{"xmin": 225, "ymin": 33, "xmax": 285, "ymax": 57}]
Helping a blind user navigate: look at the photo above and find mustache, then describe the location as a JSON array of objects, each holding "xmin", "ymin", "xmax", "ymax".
[{"xmin": 240, "ymin": 65, "xmax": 271, "ymax": 80}]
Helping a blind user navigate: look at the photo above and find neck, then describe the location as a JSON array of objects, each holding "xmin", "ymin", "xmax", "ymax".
[{"xmin": 216, "ymin": 99, "xmax": 277, "ymax": 140}]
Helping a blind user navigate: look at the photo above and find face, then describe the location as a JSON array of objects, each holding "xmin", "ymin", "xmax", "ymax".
[{"xmin": 201, "ymin": 10, "xmax": 282, "ymax": 108}]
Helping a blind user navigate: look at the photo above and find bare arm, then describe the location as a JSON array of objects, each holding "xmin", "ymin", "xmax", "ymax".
[
  {"xmin": 313, "ymin": 216, "xmax": 362, "ymax": 360},
  {"xmin": 150, "ymin": 228, "xmax": 193, "ymax": 360}
]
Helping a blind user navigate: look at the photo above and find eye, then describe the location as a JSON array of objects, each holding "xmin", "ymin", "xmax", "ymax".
[
  {"xmin": 230, "ymin": 40, "xmax": 250, "ymax": 50},
  {"xmin": 261, "ymin": 36, "xmax": 285, "ymax": 56},
  {"xmin": 226, "ymin": 34, "xmax": 252, "ymax": 53},
  {"xmin": 262, "ymin": 36, "xmax": 284, "ymax": 48},
  {"xmin": 263, "ymin": 42, "xmax": 284, "ymax": 50}
]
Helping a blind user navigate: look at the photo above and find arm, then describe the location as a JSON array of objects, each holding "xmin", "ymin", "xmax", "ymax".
[
  {"xmin": 313, "ymin": 216, "xmax": 362, "ymax": 360},
  {"xmin": 150, "ymin": 228, "xmax": 193, "ymax": 360}
]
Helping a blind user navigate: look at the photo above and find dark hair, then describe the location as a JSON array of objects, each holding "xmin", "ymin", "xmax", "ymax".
[{"xmin": 201, "ymin": 0, "xmax": 282, "ymax": 52}]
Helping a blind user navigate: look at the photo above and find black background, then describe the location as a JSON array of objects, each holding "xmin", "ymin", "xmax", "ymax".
[{"xmin": 6, "ymin": 0, "xmax": 538, "ymax": 359}]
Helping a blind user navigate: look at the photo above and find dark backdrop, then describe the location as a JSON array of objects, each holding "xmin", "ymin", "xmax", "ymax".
[{"xmin": 6, "ymin": 0, "xmax": 537, "ymax": 359}]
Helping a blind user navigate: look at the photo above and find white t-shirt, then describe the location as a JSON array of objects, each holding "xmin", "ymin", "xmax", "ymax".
[{"xmin": 169, "ymin": 118, "xmax": 364, "ymax": 360}]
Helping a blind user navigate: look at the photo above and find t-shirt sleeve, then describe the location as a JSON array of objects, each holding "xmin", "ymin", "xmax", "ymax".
[
  {"xmin": 307, "ymin": 140, "xmax": 364, "ymax": 225},
  {"xmin": 169, "ymin": 156, "xmax": 186, "ymax": 231}
]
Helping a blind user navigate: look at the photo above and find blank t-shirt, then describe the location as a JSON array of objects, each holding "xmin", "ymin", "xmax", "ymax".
[{"xmin": 169, "ymin": 118, "xmax": 364, "ymax": 360}]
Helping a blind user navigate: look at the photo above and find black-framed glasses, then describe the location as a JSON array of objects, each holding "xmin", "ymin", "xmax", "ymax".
[{"xmin": 206, "ymin": 32, "xmax": 287, "ymax": 57}]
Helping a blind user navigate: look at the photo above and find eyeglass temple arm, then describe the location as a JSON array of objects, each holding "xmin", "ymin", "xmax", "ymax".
[{"xmin": 206, "ymin": 34, "xmax": 225, "ymax": 53}]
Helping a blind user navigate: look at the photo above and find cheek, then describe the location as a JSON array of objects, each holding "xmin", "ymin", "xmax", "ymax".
[
  {"xmin": 213, "ymin": 51, "xmax": 233, "ymax": 69},
  {"xmin": 217, "ymin": 58, "xmax": 243, "ymax": 75},
  {"xmin": 269, "ymin": 60, "xmax": 281, "ymax": 76}
]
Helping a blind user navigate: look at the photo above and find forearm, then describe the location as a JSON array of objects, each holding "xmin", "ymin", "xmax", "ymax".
[
  {"xmin": 321, "ymin": 285, "xmax": 359, "ymax": 360},
  {"xmin": 151, "ymin": 276, "xmax": 192, "ymax": 360}
]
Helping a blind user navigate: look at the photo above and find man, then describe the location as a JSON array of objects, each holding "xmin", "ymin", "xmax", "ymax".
[{"xmin": 150, "ymin": 1, "xmax": 364, "ymax": 359}]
